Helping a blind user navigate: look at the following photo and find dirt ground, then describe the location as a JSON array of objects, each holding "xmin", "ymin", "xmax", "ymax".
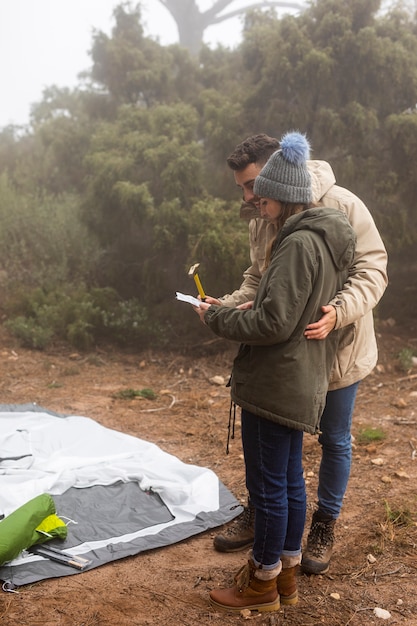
[{"xmin": 0, "ymin": 321, "xmax": 416, "ymax": 626}]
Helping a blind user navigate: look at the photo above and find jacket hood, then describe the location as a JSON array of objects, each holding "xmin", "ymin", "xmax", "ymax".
[
  {"xmin": 276, "ymin": 207, "xmax": 356, "ymax": 271},
  {"xmin": 308, "ymin": 160, "xmax": 336, "ymax": 204}
]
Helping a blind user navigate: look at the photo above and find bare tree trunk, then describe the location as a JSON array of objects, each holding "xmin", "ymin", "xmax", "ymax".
[{"xmin": 158, "ymin": 0, "xmax": 306, "ymax": 55}]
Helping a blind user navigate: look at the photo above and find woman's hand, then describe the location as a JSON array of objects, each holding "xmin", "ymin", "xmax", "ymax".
[{"xmin": 193, "ymin": 301, "xmax": 211, "ymax": 324}]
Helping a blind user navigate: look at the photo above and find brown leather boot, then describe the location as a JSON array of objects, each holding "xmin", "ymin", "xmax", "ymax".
[
  {"xmin": 276, "ymin": 555, "xmax": 301, "ymax": 606},
  {"xmin": 209, "ymin": 558, "xmax": 280, "ymax": 614}
]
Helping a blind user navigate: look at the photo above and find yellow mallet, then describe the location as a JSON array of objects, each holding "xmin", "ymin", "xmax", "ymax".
[{"xmin": 188, "ymin": 263, "xmax": 206, "ymax": 301}]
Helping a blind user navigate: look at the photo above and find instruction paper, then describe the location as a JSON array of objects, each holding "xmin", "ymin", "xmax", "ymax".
[{"xmin": 175, "ymin": 292, "xmax": 201, "ymax": 307}]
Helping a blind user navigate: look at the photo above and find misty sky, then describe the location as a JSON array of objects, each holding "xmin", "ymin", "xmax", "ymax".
[{"xmin": 0, "ymin": 0, "xmax": 244, "ymax": 128}]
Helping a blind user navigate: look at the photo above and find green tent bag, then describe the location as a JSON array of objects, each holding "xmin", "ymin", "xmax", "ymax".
[{"xmin": 0, "ymin": 493, "xmax": 67, "ymax": 566}]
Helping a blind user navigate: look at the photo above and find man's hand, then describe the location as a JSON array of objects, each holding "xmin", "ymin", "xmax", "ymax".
[
  {"xmin": 202, "ymin": 295, "xmax": 222, "ymax": 306},
  {"xmin": 236, "ymin": 301, "xmax": 254, "ymax": 310},
  {"xmin": 304, "ymin": 305, "xmax": 337, "ymax": 340}
]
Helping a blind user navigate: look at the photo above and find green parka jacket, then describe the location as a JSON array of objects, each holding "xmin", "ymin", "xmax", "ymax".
[{"xmin": 205, "ymin": 207, "xmax": 356, "ymax": 434}]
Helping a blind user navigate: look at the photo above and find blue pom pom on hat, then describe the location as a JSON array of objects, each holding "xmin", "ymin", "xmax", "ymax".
[{"xmin": 253, "ymin": 131, "xmax": 312, "ymax": 204}]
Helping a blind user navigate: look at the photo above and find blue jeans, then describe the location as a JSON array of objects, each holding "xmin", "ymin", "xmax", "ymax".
[
  {"xmin": 241, "ymin": 409, "xmax": 306, "ymax": 569},
  {"xmin": 317, "ymin": 382, "xmax": 359, "ymax": 518}
]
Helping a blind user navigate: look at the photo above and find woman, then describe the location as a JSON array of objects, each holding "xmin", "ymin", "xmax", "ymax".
[{"xmin": 194, "ymin": 131, "xmax": 356, "ymax": 613}]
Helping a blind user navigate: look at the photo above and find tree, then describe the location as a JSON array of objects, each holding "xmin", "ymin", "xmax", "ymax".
[
  {"xmin": 156, "ymin": 0, "xmax": 307, "ymax": 54},
  {"xmin": 82, "ymin": 103, "xmax": 248, "ymax": 314},
  {"xmin": 90, "ymin": 3, "xmax": 201, "ymax": 107},
  {"xmin": 234, "ymin": 0, "xmax": 417, "ymax": 309}
]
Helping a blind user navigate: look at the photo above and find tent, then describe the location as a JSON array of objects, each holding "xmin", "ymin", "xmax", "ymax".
[{"xmin": 0, "ymin": 404, "xmax": 241, "ymax": 588}]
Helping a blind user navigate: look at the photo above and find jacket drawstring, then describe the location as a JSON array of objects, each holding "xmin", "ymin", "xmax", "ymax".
[{"xmin": 226, "ymin": 400, "xmax": 236, "ymax": 455}]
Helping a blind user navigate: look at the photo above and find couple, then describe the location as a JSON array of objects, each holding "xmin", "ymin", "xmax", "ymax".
[{"xmin": 193, "ymin": 131, "xmax": 387, "ymax": 613}]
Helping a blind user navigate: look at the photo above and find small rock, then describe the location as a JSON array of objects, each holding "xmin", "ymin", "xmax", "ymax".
[
  {"xmin": 392, "ymin": 398, "xmax": 407, "ymax": 409},
  {"xmin": 371, "ymin": 457, "xmax": 384, "ymax": 466},
  {"xmin": 396, "ymin": 599, "xmax": 403, "ymax": 606},
  {"xmin": 330, "ymin": 592, "xmax": 341, "ymax": 600},
  {"xmin": 381, "ymin": 475, "xmax": 392, "ymax": 484},
  {"xmin": 394, "ymin": 470, "xmax": 410, "ymax": 479},
  {"xmin": 367, "ymin": 553, "xmax": 377, "ymax": 564},
  {"xmin": 373, "ymin": 607, "xmax": 391, "ymax": 619},
  {"xmin": 209, "ymin": 375, "xmax": 225, "ymax": 386}
]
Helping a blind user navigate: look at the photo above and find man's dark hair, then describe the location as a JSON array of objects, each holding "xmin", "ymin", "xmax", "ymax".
[{"xmin": 226, "ymin": 134, "xmax": 280, "ymax": 171}]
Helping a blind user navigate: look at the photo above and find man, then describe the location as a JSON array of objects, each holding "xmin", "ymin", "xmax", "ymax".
[{"xmin": 205, "ymin": 134, "xmax": 388, "ymax": 574}]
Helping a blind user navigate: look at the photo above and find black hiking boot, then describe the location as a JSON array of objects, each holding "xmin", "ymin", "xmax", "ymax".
[
  {"xmin": 213, "ymin": 500, "xmax": 255, "ymax": 553},
  {"xmin": 301, "ymin": 510, "xmax": 336, "ymax": 574}
]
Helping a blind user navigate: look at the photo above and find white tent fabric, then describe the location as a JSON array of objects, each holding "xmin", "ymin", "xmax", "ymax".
[{"xmin": 0, "ymin": 405, "xmax": 241, "ymax": 587}]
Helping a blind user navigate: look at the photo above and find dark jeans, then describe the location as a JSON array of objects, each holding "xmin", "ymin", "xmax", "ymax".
[
  {"xmin": 318, "ymin": 381, "xmax": 360, "ymax": 518},
  {"xmin": 242, "ymin": 409, "xmax": 306, "ymax": 568}
]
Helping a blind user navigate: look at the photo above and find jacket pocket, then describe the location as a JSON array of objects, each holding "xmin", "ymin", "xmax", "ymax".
[
  {"xmin": 231, "ymin": 344, "xmax": 251, "ymax": 383},
  {"xmin": 330, "ymin": 323, "xmax": 356, "ymax": 382}
]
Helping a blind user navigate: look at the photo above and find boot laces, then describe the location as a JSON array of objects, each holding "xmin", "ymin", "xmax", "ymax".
[
  {"xmin": 307, "ymin": 519, "xmax": 335, "ymax": 558},
  {"xmin": 224, "ymin": 502, "xmax": 255, "ymax": 538},
  {"xmin": 235, "ymin": 562, "xmax": 253, "ymax": 592}
]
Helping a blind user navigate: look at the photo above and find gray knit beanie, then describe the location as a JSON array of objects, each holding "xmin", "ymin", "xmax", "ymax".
[{"xmin": 253, "ymin": 131, "xmax": 312, "ymax": 204}]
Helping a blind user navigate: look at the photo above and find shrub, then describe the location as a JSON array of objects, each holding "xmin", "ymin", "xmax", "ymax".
[
  {"xmin": 0, "ymin": 175, "xmax": 98, "ymax": 290},
  {"xmin": 397, "ymin": 347, "xmax": 415, "ymax": 373},
  {"xmin": 4, "ymin": 286, "xmax": 166, "ymax": 351},
  {"xmin": 4, "ymin": 316, "xmax": 54, "ymax": 350}
]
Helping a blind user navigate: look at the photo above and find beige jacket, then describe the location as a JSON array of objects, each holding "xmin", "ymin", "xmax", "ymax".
[{"xmin": 220, "ymin": 161, "xmax": 388, "ymax": 390}]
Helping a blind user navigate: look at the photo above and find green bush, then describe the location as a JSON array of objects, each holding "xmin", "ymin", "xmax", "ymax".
[
  {"xmin": 4, "ymin": 316, "xmax": 54, "ymax": 350},
  {"xmin": 0, "ymin": 175, "xmax": 98, "ymax": 290},
  {"xmin": 397, "ymin": 348, "xmax": 415, "ymax": 373},
  {"xmin": 4, "ymin": 286, "xmax": 166, "ymax": 351}
]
